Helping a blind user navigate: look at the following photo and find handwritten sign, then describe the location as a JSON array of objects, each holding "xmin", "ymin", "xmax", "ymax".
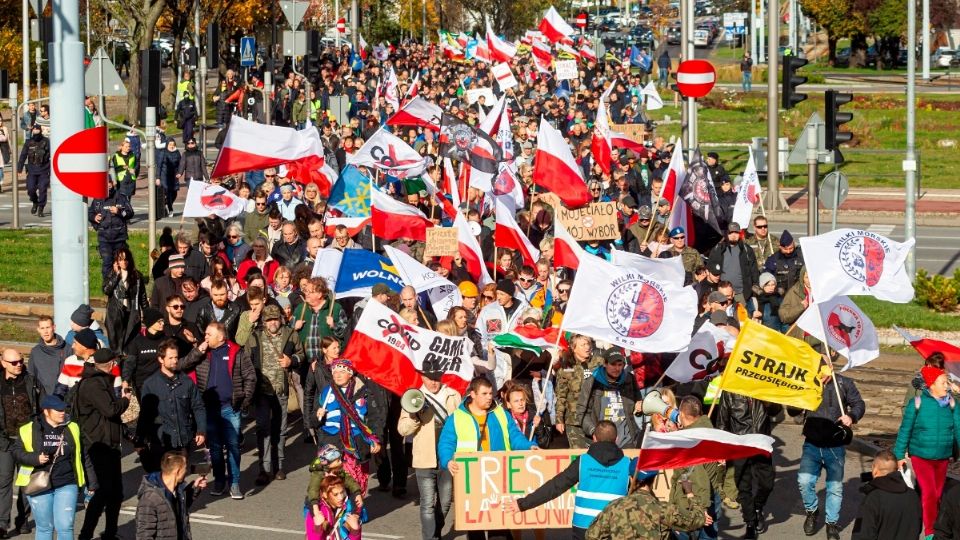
[
  {"xmin": 555, "ymin": 202, "xmax": 620, "ymax": 241},
  {"xmin": 555, "ymin": 59, "xmax": 578, "ymax": 81},
  {"xmin": 465, "ymin": 87, "xmax": 496, "ymax": 106},
  {"xmin": 610, "ymin": 123, "xmax": 648, "ymax": 144},
  {"xmin": 425, "ymin": 227, "xmax": 460, "ymax": 257},
  {"xmin": 453, "ymin": 449, "xmax": 653, "ymax": 530}
]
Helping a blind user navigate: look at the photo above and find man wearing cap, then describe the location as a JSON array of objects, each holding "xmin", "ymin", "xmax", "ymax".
[
  {"xmin": 506, "ymin": 421, "xmax": 636, "ymax": 539},
  {"xmin": 623, "ymin": 205, "xmax": 657, "ymax": 255},
  {"xmin": 180, "ymin": 321, "xmax": 256, "ymax": 499},
  {"xmin": 745, "ymin": 215, "xmax": 779, "ymax": 270},
  {"xmin": 150, "ymin": 254, "xmax": 186, "ymax": 308},
  {"xmin": 476, "ymin": 280, "xmax": 529, "ymax": 388},
  {"xmin": 457, "ymin": 282, "xmax": 480, "ymax": 326},
  {"xmin": 55, "ymin": 328, "xmax": 103, "ymax": 397},
  {"xmin": 707, "ymin": 223, "xmax": 759, "ymax": 306},
  {"xmin": 75, "ymin": 348, "xmax": 131, "ymax": 540},
  {"xmin": 0, "ymin": 349, "xmax": 39, "ymax": 536},
  {"xmin": 65, "ymin": 304, "xmax": 109, "ymax": 349},
  {"xmin": 245, "ymin": 304, "xmax": 304, "ymax": 485},
  {"xmin": 705, "ymin": 152, "xmax": 731, "ymax": 189},
  {"xmin": 763, "ymin": 230, "xmax": 805, "ymax": 295},
  {"xmin": 573, "ymin": 348, "xmax": 644, "ymax": 449},
  {"xmin": 276, "ymin": 183, "xmax": 303, "ymax": 222},
  {"xmin": 397, "ymin": 360, "xmax": 462, "ymax": 540},
  {"xmin": 137, "ymin": 339, "xmax": 206, "ymax": 472},
  {"xmin": 122, "ymin": 307, "xmax": 168, "ymax": 398},
  {"xmin": 660, "ymin": 227, "xmax": 703, "ymax": 276}
]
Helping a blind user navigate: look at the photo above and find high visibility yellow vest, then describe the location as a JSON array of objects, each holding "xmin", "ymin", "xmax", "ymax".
[
  {"xmin": 114, "ymin": 153, "xmax": 136, "ymax": 183},
  {"xmin": 177, "ymin": 80, "xmax": 194, "ymax": 100},
  {"xmin": 452, "ymin": 406, "xmax": 510, "ymax": 453},
  {"xmin": 15, "ymin": 421, "xmax": 86, "ymax": 489},
  {"xmin": 703, "ymin": 376, "xmax": 722, "ymax": 405}
]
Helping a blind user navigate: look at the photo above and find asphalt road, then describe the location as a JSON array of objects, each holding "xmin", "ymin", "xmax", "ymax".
[{"xmin": 62, "ymin": 417, "xmax": 873, "ymax": 540}]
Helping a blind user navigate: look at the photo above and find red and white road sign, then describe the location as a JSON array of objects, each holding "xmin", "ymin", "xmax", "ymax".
[
  {"xmin": 337, "ymin": 18, "xmax": 346, "ymax": 33},
  {"xmin": 676, "ymin": 60, "xmax": 717, "ymax": 98},
  {"xmin": 576, "ymin": 13, "xmax": 588, "ymax": 29},
  {"xmin": 52, "ymin": 126, "xmax": 109, "ymax": 199}
]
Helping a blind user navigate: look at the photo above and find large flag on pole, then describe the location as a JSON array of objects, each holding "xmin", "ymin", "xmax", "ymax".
[
  {"xmin": 663, "ymin": 322, "xmax": 735, "ymax": 383},
  {"xmin": 538, "ymin": 6, "xmax": 575, "ymax": 43},
  {"xmin": 454, "ymin": 211, "xmax": 493, "ymax": 286},
  {"xmin": 564, "ymin": 254, "xmax": 698, "ymax": 351},
  {"xmin": 608, "ymin": 248, "xmax": 685, "ymax": 287},
  {"xmin": 387, "ymin": 96, "xmax": 442, "ymax": 131},
  {"xmin": 552, "ymin": 219, "xmax": 585, "ymax": 270},
  {"xmin": 311, "ymin": 248, "xmax": 344, "ymax": 290},
  {"xmin": 439, "ymin": 114, "xmax": 502, "ymax": 174},
  {"xmin": 679, "ymin": 150, "xmax": 722, "ymax": 233},
  {"xmin": 334, "ymin": 249, "xmax": 405, "ymax": 298},
  {"xmin": 720, "ymin": 319, "xmax": 824, "ymax": 411},
  {"xmin": 384, "ymin": 244, "xmax": 463, "ymax": 320},
  {"xmin": 731, "ymin": 148, "xmax": 761, "ymax": 229},
  {"xmin": 796, "ymin": 296, "xmax": 880, "ymax": 371},
  {"xmin": 182, "ymin": 181, "xmax": 247, "ymax": 219},
  {"xmin": 343, "ymin": 299, "xmax": 474, "ymax": 395},
  {"xmin": 494, "ymin": 197, "xmax": 541, "ymax": 267},
  {"xmin": 895, "ymin": 326, "xmax": 960, "ymax": 381},
  {"xmin": 533, "ymin": 117, "xmax": 591, "ymax": 208},
  {"xmin": 211, "ymin": 116, "xmax": 324, "ymax": 177},
  {"xmin": 486, "ymin": 22, "xmax": 517, "ymax": 62},
  {"xmin": 590, "ymin": 91, "xmax": 614, "ymax": 175},
  {"xmin": 641, "ymin": 81, "xmax": 664, "ymax": 110},
  {"xmin": 798, "ymin": 228, "xmax": 915, "ymax": 303},
  {"xmin": 636, "ymin": 428, "xmax": 774, "ymax": 470},
  {"xmin": 349, "ymin": 129, "xmax": 428, "ymax": 179},
  {"xmin": 371, "ymin": 187, "xmax": 434, "ymax": 241}
]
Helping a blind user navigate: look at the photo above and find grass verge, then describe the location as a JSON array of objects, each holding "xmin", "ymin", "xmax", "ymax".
[{"xmin": 853, "ymin": 296, "xmax": 960, "ymax": 332}]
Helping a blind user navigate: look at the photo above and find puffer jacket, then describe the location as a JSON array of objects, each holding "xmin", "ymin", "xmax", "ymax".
[
  {"xmin": 893, "ymin": 389, "xmax": 960, "ymax": 461},
  {"xmin": 180, "ymin": 342, "xmax": 256, "ymax": 412},
  {"xmin": 74, "ymin": 364, "xmax": 130, "ymax": 448},
  {"xmin": 135, "ymin": 472, "xmax": 199, "ymax": 540},
  {"xmin": 157, "ymin": 148, "xmax": 182, "ymax": 186},
  {"xmin": 177, "ymin": 149, "xmax": 208, "ymax": 182},
  {"xmin": 88, "ymin": 191, "xmax": 134, "ymax": 244}
]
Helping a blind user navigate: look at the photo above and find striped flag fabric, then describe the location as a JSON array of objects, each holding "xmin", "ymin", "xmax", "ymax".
[
  {"xmin": 636, "ymin": 428, "xmax": 774, "ymax": 470},
  {"xmin": 538, "ymin": 6, "xmax": 575, "ymax": 44},
  {"xmin": 371, "ymin": 187, "xmax": 434, "ymax": 241},
  {"xmin": 494, "ymin": 197, "xmax": 540, "ymax": 267},
  {"xmin": 895, "ymin": 326, "xmax": 960, "ymax": 381},
  {"xmin": 492, "ymin": 325, "xmax": 566, "ymax": 355}
]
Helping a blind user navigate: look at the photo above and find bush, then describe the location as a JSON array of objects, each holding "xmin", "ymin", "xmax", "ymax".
[{"xmin": 914, "ymin": 268, "xmax": 960, "ymax": 312}]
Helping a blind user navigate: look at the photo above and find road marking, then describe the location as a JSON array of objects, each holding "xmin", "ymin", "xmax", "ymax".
[
  {"xmin": 866, "ymin": 224, "xmax": 895, "ymax": 235},
  {"xmin": 123, "ymin": 506, "xmax": 222, "ymax": 519},
  {"xmin": 117, "ymin": 509, "xmax": 403, "ymax": 539}
]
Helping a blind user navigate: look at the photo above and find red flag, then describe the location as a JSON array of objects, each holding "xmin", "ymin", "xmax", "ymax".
[
  {"xmin": 533, "ymin": 117, "xmax": 591, "ymax": 208},
  {"xmin": 538, "ymin": 6, "xmax": 575, "ymax": 44},
  {"xmin": 211, "ymin": 117, "xmax": 325, "ymax": 178},
  {"xmin": 454, "ymin": 212, "xmax": 493, "ymax": 286},
  {"xmin": 282, "ymin": 155, "xmax": 334, "ymax": 197},
  {"xmin": 552, "ymin": 219, "xmax": 584, "ymax": 270},
  {"xmin": 896, "ymin": 326, "xmax": 960, "ymax": 380},
  {"xmin": 371, "ymin": 188, "xmax": 434, "ymax": 241},
  {"xmin": 494, "ymin": 197, "xmax": 540, "ymax": 267}
]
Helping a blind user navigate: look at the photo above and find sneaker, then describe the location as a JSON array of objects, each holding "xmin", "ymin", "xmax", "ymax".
[
  {"xmin": 210, "ymin": 481, "xmax": 226, "ymax": 496},
  {"xmin": 274, "ymin": 470, "xmax": 286, "ymax": 481},
  {"xmin": 722, "ymin": 496, "xmax": 741, "ymax": 509},
  {"xmin": 230, "ymin": 484, "xmax": 244, "ymax": 500},
  {"xmin": 825, "ymin": 523, "xmax": 840, "ymax": 540},
  {"xmin": 756, "ymin": 509, "xmax": 768, "ymax": 534},
  {"xmin": 255, "ymin": 471, "xmax": 271, "ymax": 486},
  {"xmin": 803, "ymin": 509, "xmax": 819, "ymax": 536}
]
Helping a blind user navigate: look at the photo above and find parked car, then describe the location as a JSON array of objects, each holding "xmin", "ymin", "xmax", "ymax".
[
  {"xmin": 667, "ymin": 25, "xmax": 681, "ymax": 45},
  {"xmin": 932, "ymin": 47, "xmax": 957, "ymax": 67},
  {"xmin": 693, "ymin": 29, "xmax": 711, "ymax": 48}
]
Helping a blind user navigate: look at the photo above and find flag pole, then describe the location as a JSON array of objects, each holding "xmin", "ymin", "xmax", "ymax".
[
  {"xmin": 493, "ymin": 247, "xmax": 498, "ymax": 281},
  {"xmin": 417, "ymin": 305, "xmax": 434, "ymax": 330},
  {"xmin": 816, "ymin": 318, "xmax": 847, "ymax": 410},
  {"xmin": 530, "ymin": 319, "xmax": 565, "ymax": 441},
  {"xmin": 757, "ymin": 192, "xmax": 774, "ymax": 255}
]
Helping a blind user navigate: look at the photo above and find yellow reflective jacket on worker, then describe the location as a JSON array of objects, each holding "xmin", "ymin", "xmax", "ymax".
[{"xmin": 14, "ymin": 421, "xmax": 87, "ymax": 488}]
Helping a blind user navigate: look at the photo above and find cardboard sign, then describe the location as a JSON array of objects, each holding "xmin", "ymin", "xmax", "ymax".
[
  {"xmin": 610, "ymin": 123, "xmax": 648, "ymax": 144},
  {"xmin": 555, "ymin": 59, "xmax": 578, "ymax": 81},
  {"xmin": 452, "ymin": 449, "xmax": 652, "ymax": 530},
  {"xmin": 425, "ymin": 227, "xmax": 460, "ymax": 257},
  {"xmin": 491, "ymin": 62, "xmax": 518, "ymax": 90},
  {"xmin": 466, "ymin": 87, "xmax": 496, "ymax": 106},
  {"xmin": 555, "ymin": 202, "xmax": 620, "ymax": 241}
]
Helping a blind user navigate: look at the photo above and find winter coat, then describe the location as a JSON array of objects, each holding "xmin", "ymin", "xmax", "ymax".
[
  {"xmin": 179, "ymin": 342, "xmax": 256, "ymax": 411},
  {"xmin": 779, "ymin": 268, "xmax": 811, "ymax": 329},
  {"xmin": 801, "ymin": 374, "xmax": 866, "ymax": 448},
  {"xmin": 0, "ymin": 373, "xmax": 40, "ymax": 451},
  {"xmin": 236, "ymin": 256, "xmax": 279, "ymax": 288},
  {"xmin": 193, "ymin": 298, "xmax": 242, "ymax": 342},
  {"xmin": 574, "ymin": 366, "xmax": 643, "ymax": 448},
  {"xmin": 764, "ymin": 247, "xmax": 806, "ymax": 295},
  {"xmin": 88, "ymin": 192, "xmax": 134, "ymax": 244},
  {"xmin": 17, "ymin": 135, "xmax": 50, "ymax": 174},
  {"xmin": 314, "ymin": 375, "xmax": 389, "ymax": 462},
  {"xmin": 303, "ymin": 361, "xmax": 333, "ymax": 430},
  {"xmin": 934, "ymin": 480, "xmax": 960, "ymax": 539},
  {"xmin": 893, "ymin": 389, "xmax": 960, "ymax": 461},
  {"xmin": 851, "ymin": 471, "xmax": 922, "ymax": 540},
  {"xmin": 397, "ymin": 384, "xmax": 461, "ymax": 469},
  {"xmin": 29, "ymin": 336, "xmax": 69, "ymax": 398},
  {"xmin": 135, "ymin": 472, "xmax": 199, "ymax": 540},
  {"xmin": 137, "ymin": 370, "xmax": 206, "ymax": 449},
  {"xmin": 122, "ymin": 330, "xmax": 166, "ymax": 394},
  {"xmin": 103, "ymin": 269, "xmax": 148, "ymax": 354},
  {"xmin": 717, "ymin": 393, "xmax": 781, "ymax": 436},
  {"xmin": 180, "ymin": 248, "xmax": 208, "ymax": 283},
  {"xmin": 707, "ymin": 240, "xmax": 759, "ymax": 303},
  {"xmin": 178, "ymin": 150, "xmax": 208, "ymax": 182},
  {"xmin": 74, "ymin": 364, "xmax": 130, "ymax": 448},
  {"xmin": 436, "ymin": 399, "xmax": 535, "ymax": 469},
  {"xmin": 270, "ymin": 238, "xmax": 306, "ymax": 269},
  {"xmin": 157, "ymin": 148, "xmax": 182, "ymax": 187}
]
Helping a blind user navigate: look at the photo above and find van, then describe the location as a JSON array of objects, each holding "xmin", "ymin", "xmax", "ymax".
[{"xmin": 693, "ymin": 29, "xmax": 710, "ymax": 48}]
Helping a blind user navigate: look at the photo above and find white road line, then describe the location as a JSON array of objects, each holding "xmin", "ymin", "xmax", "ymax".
[
  {"xmin": 123, "ymin": 506, "xmax": 223, "ymax": 519},
  {"xmin": 866, "ymin": 224, "xmax": 895, "ymax": 235},
  {"xmin": 117, "ymin": 509, "xmax": 403, "ymax": 539}
]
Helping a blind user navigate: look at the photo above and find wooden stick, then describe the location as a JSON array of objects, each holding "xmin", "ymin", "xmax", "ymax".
[
  {"xmin": 493, "ymin": 247, "xmax": 498, "ymax": 281},
  {"xmin": 819, "ymin": 329, "xmax": 846, "ymax": 411},
  {"xmin": 417, "ymin": 305, "xmax": 434, "ymax": 330},
  {"xmin": 757, "ymin": 194, "xmax": 773, "ymax": 255},
  {"xmin": 530, "ymin": 319, "xmax": 566, "ymax": 440},
  {"xmin": 652, "ymin": 370, "xmax": 669, "ymax": 389}
]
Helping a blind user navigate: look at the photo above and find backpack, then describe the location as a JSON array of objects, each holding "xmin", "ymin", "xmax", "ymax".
[{"xmin": 27, "ymin": 141, "xmax": 46, "ymax": 165}]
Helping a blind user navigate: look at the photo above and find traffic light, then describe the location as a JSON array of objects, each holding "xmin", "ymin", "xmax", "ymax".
[
  {"xmin": 781, "ymin": 54, "xmax": 808, "ymax": 109},
  {"xmin": 825, "ymin": 90, "xmax": 854, "ymax": 163},
  {"xmin": 305, "ymin": 30, "xmax": 321, "ymax": 78},
  {"xmin": 206, "ymin": 23, "xmax": 220, "ymax": 68}
]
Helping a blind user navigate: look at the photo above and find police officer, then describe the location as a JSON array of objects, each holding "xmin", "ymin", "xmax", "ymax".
[
  {"xmin": 763, "ymin": 230, "xmax": 805, "ymax": 295},
  {"xmin": 88, "ymin": 184, "xmax": 135, "ymax": 282},
  {"xmin": 112, "ymin": 138, "xmax": 139, "ymax": 200},
  {"xmin": 506, "ymin": 421, "xmax": 634, "ymax": 540},
  {"xmin": 17, "ymin": 124, "xmax": 51, "ymax": 217}
]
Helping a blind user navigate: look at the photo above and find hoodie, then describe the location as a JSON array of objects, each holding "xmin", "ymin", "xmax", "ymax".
[
  {"xmin": 575, "ymin": 365, "xmax": 643, "ymax": 448},
  {"xmin": 517, "ymin": 440, "xmax": 632, "ymax": 512},
  {"xmin": 29, "ymin": 335, "xmax": 68, "ymax": 397},
  {"xmin": 851, "ymin": 471, "xmax": 922, "ymax": 540}
]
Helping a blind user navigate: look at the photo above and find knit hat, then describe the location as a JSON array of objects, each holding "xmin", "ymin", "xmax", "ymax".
[
  {"xmin": 168, "ymin": 254, "xmax": 186, "ymax": 270},
  {"xmin": 780, "ymin": 229, "xmax": 794, "ymax": 247},
  {"xmin": 74, "ymin": 328, "xmax": 100, "ymax": 350},
  {"xmin": 330, "ymin": 358, "xmax": 354, "ymax": 373},
  {"xmin": 92, "ymin": 348, "xmax": 119, "ymax": 364},
  {"xmin": 496, "ymin": 279, "xmax": 516, "ymax": 297},
  {"xmin": 71, "ymin": 304, "xmax": 94, "ymax": 327},
  {"xmin": 759, "ymin": 272, "xmax": 776, "ymax": 287},
  {"xmin": 921, "ymin": 366, "xmax": 946, "ymax": 388},
  {"xmin": 316, "ymin": 444, "xmax": 343, "ymax": 466},
  {"xmin": 143, "ymin": 307, "xmax": 165, "ymax": 329}
]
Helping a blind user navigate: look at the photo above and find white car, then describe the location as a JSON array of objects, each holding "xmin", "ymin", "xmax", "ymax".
[
  {"xmin": 932, "ymin": 48, "xmax": 956, "ymax": 68},
  {"xmin": 693, "ymin": 29, "xmax": 711, "ymax": 48}
]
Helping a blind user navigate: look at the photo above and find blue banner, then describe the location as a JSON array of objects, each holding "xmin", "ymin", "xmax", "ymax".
[{"xmin": 335, "ymin": 249, "xmax": 405, "ymax": 298}]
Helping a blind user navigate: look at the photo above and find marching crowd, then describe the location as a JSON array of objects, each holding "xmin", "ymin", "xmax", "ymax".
[{"xmin": 3, "ymin": 26, "xmax": 960, "ymax": 540}]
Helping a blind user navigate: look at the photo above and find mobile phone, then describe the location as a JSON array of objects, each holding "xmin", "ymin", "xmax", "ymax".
[{"xmin": 190, "ymin": 462, "xmax": 211, "ymax": 476}]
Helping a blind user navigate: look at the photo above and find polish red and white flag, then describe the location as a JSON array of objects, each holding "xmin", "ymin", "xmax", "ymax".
[
  {"xmin": 636, "ymin": 428, "xmax": 775, "ymax": 470},
  {"xmin": 533, "ymin": 117, "xmax": 591, "ymax": 207},
  {"xmin": 494, "ymin": 197, "xmax": 541, "ymax": 267},
  {"xmin": 552, "ymin": 219, "xmax": 584, "ymax": 270},
  {"xmin": 454, "ymin": 212, "xmax": 493, "ymax": 286},
  {"xmin": 211, "ymin": 117, "xmax": 324, "ymax": 178},
  {"xmin": 579, "ymin": 44, "xmax": 597, "ymax": 62},
  {"xmin": 387, "ymin": 96, "xmax": 442, "ymax": 131},
  {"xmin": 486, "ymin": 22, "xmax": 517, "ymax": 62},
  {"xmin": 371, "ymin": 187, "xmax": 434, "ymax": 242},
  {"xmin": 531, "ymin": 39, "xmax": 553, "ymax": 64},
  {"xmin": 538, "ymin": 6, "xmax": 575, "ymax": 44},
  {"xmin": 590, "ymin": 86, "xmax": 614, "ymax": 174}
]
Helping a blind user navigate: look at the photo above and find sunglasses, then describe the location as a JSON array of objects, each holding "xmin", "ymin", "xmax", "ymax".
[
  {"xmin": 265, "ymin": 174, "xmax": 277, "ymax": 178},
  {"xmin": 518, "ymin": 277, "xmax": 535, "ymax": 283},
  {"xmin": 228, "ymin": 235, "xmax": 239, "ymax": 239},
  {"xmin": 168, "ymin": 304, "xmax": 185, "ymax": 309},
  {"xmin": 256, "ymin": 202, "xmax": 267, "ymax": 206},
  {"xmin": 482, "ymin": 295, "xmax": 495, "ymax": 301},
  {"xmin": 557, "ymin": 288, "xmax": 571, "ymax": 294},
  {"xmin": 4, "ymin": 360, "xmax": 23, "ymax": 366},
  {"xmin": 756, "ymin": 225, "xmax": 768, "ymax": 229},
  {"xmin": 672, "ymin": 236, "xmax": 685, "ymax": 240}
]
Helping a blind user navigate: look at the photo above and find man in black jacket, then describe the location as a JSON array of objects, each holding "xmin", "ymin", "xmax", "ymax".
[
  {"xmin": 121, "ymin": 307, "xmax": 166, "ymax": 397},
  {"xmin": 708, "ymin": 223, "xmax": 760, "ymax": 306},
  {"xmin": 270, "ymin": 222, "xmax": 306, "ymax": 269},
  {"xmin": 934, "ymin": 478, "xmax": 960, "ymax": 539},
  {"xmin": 851, "ymin": 450, "xmax": 921, "ymax": 540},
  {"xmin": 194, "ymin": 279, "xmax": 242, "ymax": 341},
  {"xmin": 137, "ymin": 339, "xmax": 206, "ymax": 473},
  {"xmin": 88, "ymin": 186, "xmax": 134, "ymax": 283},
  {"xmin": 76, "ymin": 349, "xmax": 131, "ymax": 540},
  {"xmin": 16, "ymin": 125, "xmax": 50, "ymax": 217},
  {"xmin": 573, "ymin": 349, "xmax": 643, "ymax": 449},
  {"xmin": 0, "ymin": 349, "xmax": 39, "ymax": 536}
]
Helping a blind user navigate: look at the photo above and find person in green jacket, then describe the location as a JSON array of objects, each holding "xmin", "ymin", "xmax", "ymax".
[
  {"xmin": 294, "ymin": 277, "xmax": 346, "ymax": 362},
  {"xmin": 893, "ymin": 366, "xmax": 960, "ymax": 539},
  {"xmin": 292, "ymin": 92, "xmax": 309, "ymax": 130}
]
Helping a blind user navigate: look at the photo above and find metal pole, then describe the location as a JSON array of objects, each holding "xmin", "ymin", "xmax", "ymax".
[
  {"xmin": 49, "ymin": 0, "xmax": 90, "ymax": 329},
  {"xmin": 85, "ymin": 0, "xmax": 91, "ymax": 55},
  {"xmin": 764, "ymin": 0, "xmax": 783, "ymax": 210},
  {"xmin": 680, "ymin": 0, "xmax": 690, "ymax": 152},
  {"xmin": 199, "ymin": 56, "xmax": 207, "ymax": 154},
  {"xmin": 905, "ymin": 0, "xmax": 917, "ymax": 276},
  {"xmin": 921, "ymin": 0, "xmax": 930, "ymax": 80},
  {"xmin": 350, "ymin": 0, "xmax": 358, "ymax": 49},
  {"xmin": 263, "ymin": 70, "xmax": 272, "ymax": 125},
  {"xmin": 35, "ymin": 47, "xmax": 42, "ymax": 99},
  {"xmin": 8, "ymin": 84, "xmax": 18, "ymax": 229},
  {"xmin": 145, "ymin": 107, "xmax": 157, "ymax": 268},
  {"xmin": 788, "ymin": 0, "xmax": 796, "ymax": 52},
  {"xmin": 685, "ymin": 0, "xmax": 696, "ymax": 158},
  {"xmin": 757, "ymin": 0, "xmax": 765, "ymax": 63},
  {"xmin": 594, "ymin": 0, "xmax": 599, "ymax": 42},
  {"xmin": 22, "ymin": 0, "xmax": 31, "ymax": 107},
  {"xmin": 806, "ymin": 117, "xmax": 818, "ymax": 236},
  {"xmin": 421, "ymin": 0, "xmax": 426, "ymax": 44}
]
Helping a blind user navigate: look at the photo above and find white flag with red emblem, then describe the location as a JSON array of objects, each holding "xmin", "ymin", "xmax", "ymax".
[
  {"xmin": 796, "ymin": 295, "xmax": 880, "ymax": 371},
  {"xmin": 349, "ymin": 128, "xmax": 427, "ymax": 179},
  {"xmin": 798, "ymin": 228, "xmax": 915, "ymax": 303},
  {"xmin": 664, "ymin": 322, "xmax": 736, "ymax": 383},
  {"xmin": 564, "ymin": 254, "xmax": 698, "ymax": 351},
  {"xmin": 732, "ymin": 148, "xmax": 761, "ymax": 229},
  {"xmin": 182, "ymin": 181, "xmax": 247, "ymax": 219}
]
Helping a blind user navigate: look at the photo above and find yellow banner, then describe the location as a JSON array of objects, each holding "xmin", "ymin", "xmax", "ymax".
[{"xmin": 719, "ymin": 320, "xmax": 824, "ymax": 411}]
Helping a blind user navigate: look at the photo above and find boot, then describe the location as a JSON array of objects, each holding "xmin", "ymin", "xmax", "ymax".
[
  {"xmin": 30, "ymin": 202, "xmax": 38, "ymax": 215},
  {"xmin": 803, "ymin": 509, "xmax": 819, "ymax": 536},
  {"xmin": 37, "ymin": 205, "xmax": 45, "ymax": 218},
  {"xmin": 742, "ymin": 524, "xmax": 758, "ymax": 539},
  {"xmin": 825, "ymin": 523, "xmax": 840, "ymax": 540}
]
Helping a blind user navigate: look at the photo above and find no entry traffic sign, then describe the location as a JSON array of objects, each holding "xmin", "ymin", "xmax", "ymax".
[
  {"xmin": 676, "ymin": 60, "xmax": 717, "ymax": 98},
  {"xmin": 52, "ymin": 126, "xmax": 109, "ymax": 199}
]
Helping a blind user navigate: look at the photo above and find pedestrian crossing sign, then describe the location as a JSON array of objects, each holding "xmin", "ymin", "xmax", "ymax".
[{"xmin": 240, "ymin": 36, "xmax": 255, "ymax": 67}]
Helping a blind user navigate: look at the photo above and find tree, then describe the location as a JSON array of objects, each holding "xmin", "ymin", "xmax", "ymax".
[{"xmin": 799, "ymin": 0, "xmax": 865, "ymax": 65}]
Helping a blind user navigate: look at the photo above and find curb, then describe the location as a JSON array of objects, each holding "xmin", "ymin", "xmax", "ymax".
[{"xmin": 764, "ymin": 209, "xmax": 959, "ymax": 227}]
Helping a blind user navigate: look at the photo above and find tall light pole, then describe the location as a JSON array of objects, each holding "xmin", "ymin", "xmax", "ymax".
[
  {"xmin": 921, "ymin": 0, "xmax": 930, "ymax": 80},
  {"xmin": 763, "ymin": 0, "xmax": 784, "ymax": 210},
  {"xmin": 22, "ymin": 0, "xmax": 31, "ymax": 107},
  {"xmin": 685, "ymin": 0, "xmax": 696, "ymax": 158},
  {"xmin": 905, "ymin": 0, "xmax": 918, "ymax": 276}
]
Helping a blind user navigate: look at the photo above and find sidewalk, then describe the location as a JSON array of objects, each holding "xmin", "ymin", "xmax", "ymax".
[{"xmin": 768, "ymin": 186, "xmax": 960, "ymax": 226}]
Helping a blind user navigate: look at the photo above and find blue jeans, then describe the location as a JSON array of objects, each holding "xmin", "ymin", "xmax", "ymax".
[
  {"xmin": 208, "ymin": 403, "xmax": 242, "ymax": 486},
  {"xmin": 27, "ymin": 483, "xmax": 78, "ymax": 540},
  {"xmin": 415, "ymin": 467, "xmax": 453, "ymax": 540},
  {"xmin": 741, "ymin": 72, "xmax": 752, "ymax": 92},
  {"xmin": 798, "ymin": 442, "xmax": 845, "ymax": 524},
  {"xmin": 659, "ymin": 67, "xmax": 669, "ymax": 87}
]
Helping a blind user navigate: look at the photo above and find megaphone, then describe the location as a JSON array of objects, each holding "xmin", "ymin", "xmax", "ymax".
[
  {"xmin": 641, "ymin": 390, "xmax": 671, "ymax": 416},
  {"xmin": 401, "ymin": 388, "xmax": 425, "ymax": 414}
]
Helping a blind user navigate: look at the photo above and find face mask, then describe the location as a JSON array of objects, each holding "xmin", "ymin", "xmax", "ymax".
[{"xmin": 32, "ymin": 132, "xmax": 42, "ymax": 140}]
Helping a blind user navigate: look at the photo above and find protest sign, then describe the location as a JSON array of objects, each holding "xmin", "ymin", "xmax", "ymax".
[
  {"xmin": 491, "ymin": 62, "xmax": 518, "ymax": 90},
  {"xmin": 466, "ymin": 87, "xmax": 496, "ymax": 105},
  {"xmin": 554, "ymin": 202, "xmax": 619, "ymax": 241},
  {"xmin": 452, "ymin": 449, "xmax": 647, "ymax": 530},
  {"xmin": 610, "ymin": 123, "xmax": 648, "ymax": 144},
  {"xmin": 425, "ymin": 227, "xmax": 460, "ymax": 257},
  {"xmin": 719, "ymin": 319, "xmax": 825, "ymax": 411},
  {"xmin": 555, "ymin": 59, "xmax": 578, "ymax": 81}
]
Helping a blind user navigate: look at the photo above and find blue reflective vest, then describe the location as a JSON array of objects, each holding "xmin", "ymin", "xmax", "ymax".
[{"xmin": 571, "ymin": 453, "xmax": 632, "ymax": 529}]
